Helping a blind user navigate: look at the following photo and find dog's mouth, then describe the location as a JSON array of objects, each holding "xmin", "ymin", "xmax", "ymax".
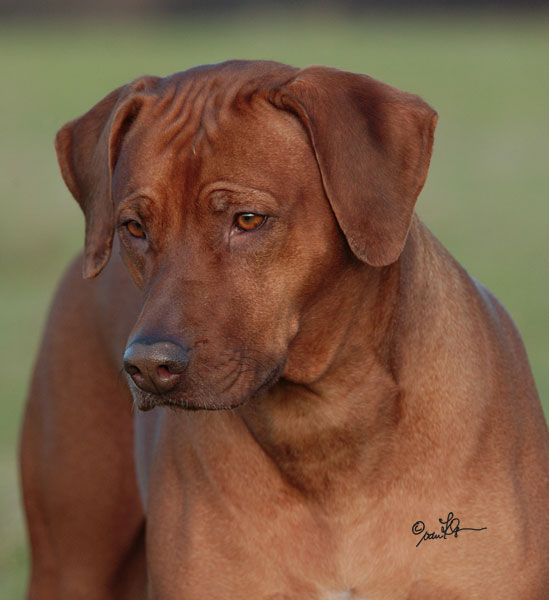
[{"xmin": 131, "ymin": 361, "xmax": 285, "ymax": 412}]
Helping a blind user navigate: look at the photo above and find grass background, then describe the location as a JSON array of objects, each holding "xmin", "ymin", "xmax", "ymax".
[{"xmin": 1, "ymin": 11, "xmax": 548, "ymax": 596}]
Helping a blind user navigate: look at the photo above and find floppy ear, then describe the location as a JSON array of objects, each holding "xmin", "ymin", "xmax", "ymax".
[
  {"xmin": 55, "ymin": 76, "xmax": 160, "ymax": 278},
  {"xmin": 268, "ymin": 66, "xmax": 437, "ymax": 266}
]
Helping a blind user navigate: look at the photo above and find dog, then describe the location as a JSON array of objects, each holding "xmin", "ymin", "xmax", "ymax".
[{"xmin": 20, "ymin": 60, "xmax": 549, "ymax": 599}]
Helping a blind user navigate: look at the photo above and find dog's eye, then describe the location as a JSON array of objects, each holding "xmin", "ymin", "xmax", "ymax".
[
  {"xmin": 235, "ymin": 213, "xmax": 267, "ymax": 232},
  {"xmin": 126, "ymin": 221, "xmax": 146, "ymax": 239}
]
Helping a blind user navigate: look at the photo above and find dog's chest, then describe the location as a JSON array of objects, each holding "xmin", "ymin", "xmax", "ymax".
[{"xmin": 323, "ymin": 591, "xmax": 362, "ymax": 600}]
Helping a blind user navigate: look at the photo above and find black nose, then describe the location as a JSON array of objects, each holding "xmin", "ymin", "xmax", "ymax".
[{"xmin": 123, "ymin": 340, "xmax": 188, "ymax": 394}]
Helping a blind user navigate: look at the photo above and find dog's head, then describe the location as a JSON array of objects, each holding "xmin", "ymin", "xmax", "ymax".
[{"xmin": 55, "ymin": 60, "xmax": 437, "ymax": 410}]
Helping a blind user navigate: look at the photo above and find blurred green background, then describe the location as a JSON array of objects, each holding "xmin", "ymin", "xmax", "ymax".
[{"xmin": 1, "ymin": 10, "xmax": 548, "ymax": 597}]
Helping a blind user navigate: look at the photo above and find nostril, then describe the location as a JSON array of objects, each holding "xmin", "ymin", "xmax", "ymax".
[
  {"xmin": 125, "ymin": 364, "xmax": 141, "ymax": 377},
  {"xmin": 133, "ymin": 371, "xmax": 145, "ymax": 383},
  {"xmin": 157, "ymin": 365, "xmax": 176, "ymax": 380}
]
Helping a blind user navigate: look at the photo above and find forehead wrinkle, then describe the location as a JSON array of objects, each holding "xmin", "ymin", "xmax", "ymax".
[
  {"xmin": 161, "ymin": 80, "xmax": 210, "ymax": 154},
  {"xmin": 178, "ymin": 75, "xmax": 245, "ymax": 151},
  {"xmin": 127, "ymin": 69, "xmax": 287, "ymax": 200},
  {"xmin": 151, "ymin": 82, "xmax": 178, "ymax": 120},
  {"xmin": 140, "ymin": 68, "xmax": 276, "ymax": 163},
  {"xmin": 195, "ymin": 85, "xmax": 225, "ymax": 150},
  {"xmin": 169, "ymin": 74, "xmax": 263, "ymax": 150}
]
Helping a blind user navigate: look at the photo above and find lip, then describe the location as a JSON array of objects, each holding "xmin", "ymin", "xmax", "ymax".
[
  {"xmin": 249, "ymin": 362, "xmax": 285, "ymax": 398},
  {"xmin": 130, "ymin": 361, "xmax": 285, "ymax": 412},
  {"xmin": 134, "ymin": 392, "xmax": 247, "ymax": 412}
]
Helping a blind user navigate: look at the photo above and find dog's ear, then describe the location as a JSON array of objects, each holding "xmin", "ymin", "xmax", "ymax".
[
  {"xmin": 268, "ymin": 66, "xmax": 437, "ymax": 266},
  {"xmin": 55, "ymin": 76, "xmax": 160, "ymax": 278}
]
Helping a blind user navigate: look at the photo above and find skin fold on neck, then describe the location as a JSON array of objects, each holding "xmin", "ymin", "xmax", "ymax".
[{"xmin": 237, "ymin": 230, "xmax": 414, "ymax": 504}]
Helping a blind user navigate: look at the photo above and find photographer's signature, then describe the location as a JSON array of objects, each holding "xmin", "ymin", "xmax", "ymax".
[{"xmin": 412, "ymin": 512, "xmax": 486, "ymax": 548}]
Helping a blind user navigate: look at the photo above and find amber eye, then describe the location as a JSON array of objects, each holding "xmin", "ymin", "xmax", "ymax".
[
  {"xmin": 235, "ymin": 213, "xmax": 267, "ymax": 232},
  {"xmin": 126, "ymin": 220, "xmax": 146, "ymax": 239}
]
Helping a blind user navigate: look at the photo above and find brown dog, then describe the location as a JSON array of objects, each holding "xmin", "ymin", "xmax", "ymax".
[{"xmin": 21, "ymin": 61, "xmax": 549, "ymax": 599}]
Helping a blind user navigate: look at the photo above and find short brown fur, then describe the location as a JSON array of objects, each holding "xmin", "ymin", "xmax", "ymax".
[{"xmin": 21, "ymin": 60, "xmax": 549, "ymax": 599}]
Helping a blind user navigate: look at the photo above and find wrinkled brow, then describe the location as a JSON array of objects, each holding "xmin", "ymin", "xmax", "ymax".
[
  {"xmin": 116, "ymin": 194, "xmax": 156, "ymax": 220},
  {"xmin": 204, "ymin": 185, "xmax": 280, "ymax": 214}
]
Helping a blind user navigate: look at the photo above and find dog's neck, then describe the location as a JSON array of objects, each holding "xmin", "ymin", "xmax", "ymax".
[{"xmin": 238, "ymin": 223, "xmax": 427, "ymax": 503}]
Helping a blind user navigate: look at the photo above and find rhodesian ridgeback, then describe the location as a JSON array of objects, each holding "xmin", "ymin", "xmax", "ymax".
[{"xmin": 21, "ymin": 60, "xmax": 549, "ymax": 599}]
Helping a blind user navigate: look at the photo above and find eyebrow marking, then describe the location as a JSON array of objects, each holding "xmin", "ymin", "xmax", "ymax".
[
  {"xmin": 115, "ymin": 193, "xmax": 156, "ymax": 220},
  {"xmin": 203, "ymin": 183, "xmax": 280, "ymax": 214},
  {"xmin": 208, "ymin": 190, "xmax": 231, "ymax": 212}
]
